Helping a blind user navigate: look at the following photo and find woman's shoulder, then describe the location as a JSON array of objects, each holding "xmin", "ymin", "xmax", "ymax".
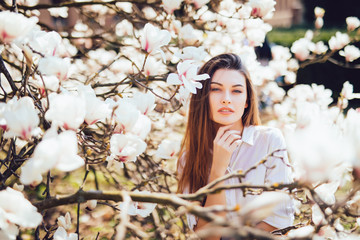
[
  {"xmin": 252, "ymin": 125, "xmax": 283, "ymax": 138},
  {"xmin": 251, "ymin": 125, "xmax": 286, "ymax": 147}
]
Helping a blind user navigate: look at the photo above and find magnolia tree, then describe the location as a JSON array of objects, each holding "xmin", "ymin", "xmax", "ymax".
[{"xmin": 0, "ymin": 0, "xmax": 360, "ymax": 239}]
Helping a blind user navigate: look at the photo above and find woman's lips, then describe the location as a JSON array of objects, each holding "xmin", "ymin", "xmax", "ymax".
[{"xmin": 218, "ymin": 107, "xmax": 234, "ymax": 115}]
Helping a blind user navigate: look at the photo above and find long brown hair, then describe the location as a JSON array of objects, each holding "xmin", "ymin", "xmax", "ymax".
[{"xmin": 177, "ymin": 53, "xmax": 261, "ymax": 194}]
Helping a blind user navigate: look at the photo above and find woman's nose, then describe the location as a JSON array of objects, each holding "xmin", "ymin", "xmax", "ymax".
[{"xmin": 221, "ymin": 92, "xmax": 231, "ymax": 104}]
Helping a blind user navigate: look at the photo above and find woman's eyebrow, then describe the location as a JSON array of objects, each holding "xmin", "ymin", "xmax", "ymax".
[
  {"xmin": 210, "ymin": 82, "xmax": 244, "ymax": 87},
  {"xmin": 210, "ymin": 82, "xmax": 222, "ymax": 85}
]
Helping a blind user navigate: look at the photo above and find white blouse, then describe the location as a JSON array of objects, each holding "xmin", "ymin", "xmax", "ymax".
[{"xmin": 179, "ymin": 125, "xmax": 295, "ymax": 230}]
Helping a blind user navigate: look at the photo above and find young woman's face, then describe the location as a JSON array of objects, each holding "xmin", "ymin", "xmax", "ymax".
[{"xmin": 209, "ymin": 69, "xmax": 248, "ymax": 127}]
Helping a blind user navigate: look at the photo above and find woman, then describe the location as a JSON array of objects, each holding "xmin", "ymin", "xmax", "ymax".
[{"xmin": 177, "ymin": 53, "xmax": 294, "ymax": 237}]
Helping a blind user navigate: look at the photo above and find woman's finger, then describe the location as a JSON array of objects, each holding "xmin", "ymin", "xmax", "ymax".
[{"xmin": 214, "ymin": 125, "xmax": 233, "ymax": 142}]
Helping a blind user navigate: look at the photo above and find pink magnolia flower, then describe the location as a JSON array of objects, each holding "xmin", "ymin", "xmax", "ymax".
[
  {"xmin": 108, "ymin": 133, "xmax": 147, "ymax": 165},
  {"xmin": 3, "ymin": 97, "xmax": 40, "ymax": 140},
  {"xmin": 131, "ymin": 92, "xmax": 156, "ymax": 115},
  {"xmin": 0, "ymin": 187, "xmax": 42, "ymax": 239},
  {"xmin": 339, "ymin": 45, "xmax": 360, "ymax": 62},
  {"xmin": 140, "ymin": 23, "xmax": 171, "ymax": 59},
  {"xmin": 77, "ymin": 85, "xmax": 111, "ymax": 125},
  {"xmin": 0, "ymin": 11, "xmax": 38, "ymax": 44},
  {"xmin": 38, "ymin": 56, "xmax": 71, "ymax": 81},
  {"xmin": 162, "ymin": 0, "xmax": 182, "ymax": 14},
  {"xmin": 328, "ymin": 32, "xmax": 350, "ymax": 51},
  {"xmin": 30, "ymin": 75, "xmax": 60, "ymax": 95},
  {"xmin": 155, "ymin": 139, "xmax": 181, "ymax": 159},
  {"xmin": 45, "ymin": 92, "xmax": 86, "ymax": 130},
  {"xmin": 113, "ymin": 99, "xmax": 140, "ymax": 133},
  {"xmin": 346, "ymin": 17, "xmax": 360, "ymax": 31},
  {"xmin": 167, "ymin": 60, "xmax": 209, "ymax": 94},
  {"xmin": 143, "ymin": 56, "xmax": 167, "ymax": 77},
  {"xmin": 247, "ymin": 0, "xmax": 276, "ymax": 20},
  {"xmin": 24, "ymin": 30, "xmax": 62, "ymax": 57}
]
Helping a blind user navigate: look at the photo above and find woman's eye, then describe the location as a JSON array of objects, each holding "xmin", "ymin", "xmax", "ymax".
[
  {"xmin": 233, "ymin": 90, "xmax": 242, "ymax": 93},
  {"xmin": 211, "ymin": 88, "xmax": 220, "ymax": 92}
]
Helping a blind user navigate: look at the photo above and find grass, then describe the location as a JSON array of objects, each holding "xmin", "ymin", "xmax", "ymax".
[{"xmin": 267, "ymin": 26, "xmax": 347, "ymax": 47}]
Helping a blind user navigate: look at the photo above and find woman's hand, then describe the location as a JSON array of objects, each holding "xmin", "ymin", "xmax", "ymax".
[{"xmin": 211, "ymin": 125, "xmax": 242, "ymax": 178}]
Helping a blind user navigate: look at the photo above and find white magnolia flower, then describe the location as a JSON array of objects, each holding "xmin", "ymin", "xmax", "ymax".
[
  {"xmin": 247, "ymin": 0, "xmax": 276, "ymax": 20},
  {"xmin": 244, "ymin": 19, "xmax": 272, "ymax": 47},
  {"xmin": 291, "ymin": 38, "xmax": 315, "ymax": 61},
  {"xmin": 140, "ymin": 23, "xmax": 171, "ymax": 60},
  {"xmin": 53, "ymin": 227, "xmax": 77, "ymax": 240},
  {"xmin": 108, "ymin": 133, "xmax": 147, "ymax": 164},
  {"xmin": 155, "ymin": 139, "xmax": 181, "ymax": 159},
  {"xmin": 77, "ymin": 85, "xmax": 111, "ymax": 125},
  {"xmin": 115, "ymin": 19, "xmax": 133, "ymax": 37},
  {"xmin": 178, "ymin": 24, "xmax": 202, "ymax": 45},
  {"xmin": 167, "ymin": 60, "xmax": 209, "ymax": 94},
  {"xmin": 341, "ymin": 81, "xmax": 354, "ymax": 99},
  {"xmin": 239, "ymin": 192, "xmax": 290, "ymax": 225},
  {"xmin": 315, "ymin": 17, "xmax": 324, "ymax": 29},
  {"xmin": 57, "ymin": 212, "xmax": 72, "ymax": 230},
  {"xmin": 142, "ymin": 6, "xmax": 157, "ymax": 20},
  {"xmin": 48, "ymin": 7, "xmax": 69, "ymax": 18},
  {"xmin": 3, "ymin": 97, "xmax": 40, "ymax": 140},
  {"xmin": 339, "ymin": 45, "xmax": 360, "ymax": 62},
  {"xmin": 45, "ymin": 92, "xmax": 86, "ymax": 130},
  {"xmin": 131, "ymin": 91, "xmax": 156, "ymax": 115},
  {"xmin": 38, "ymin": 56, "xmax": 71, "ymax": 81},
  {"xmin": 176, "ymin": 46, "xmax": 208, "ymax": 62},
  {"xmin": 314, "ymin": 7, "xmax": 325, "ymax": 18},
  {"xmin": 113, "ymin": 99, "xmax": 140, "ymax": 133},
  {"xmin": 328, "ymin": 32, "xmax": 350, "ymax": 51},
  {"xmin": 313, "ymin": 41, "xmax": 328, "ymax": 55},
  {"xmin": 286, "ymin": 120, "xmax": 354, "ymax": 183},
  {"xmin": 312, "ymin": 204, "xmax": 326, "ymax": 226},
  {"xmin": 162, "ymin": 0, "xmax": 182, "ymax": 14},
  {"xmin": 24, "ymin": 30, "xmax": 62, "ymax": 57},
  {"xmin": 314, "ymin": 181, "xmax": 340, "ymax": 205},
  {"xmin": 288, "ymin": 226, "xmax": 314, "ymax": 238},
  {"xmin": 0, "ymin": 187, "xmax": 42, "ymax": 234},
  {"xmin": 347, "ymin": 192, "xmax": 360, "ymax": 215},
  {"xmin": 192, "ymin": 0, "xmax": 209, "ymax": 9},
  {"xmin": 30, "ymin": 75, "xmax": 60, "ymax": 95},
  {"xmin": 85, "ymin": 200, "xmax": 97, "ymax": 211},
  {"xmin": 119, "ymin": 190, "xmax": 157, "ymax": 217},
  {"xmin": 271, "ymin": 45, "xmax": 291, "ymax": 61},
  {"xmin": 0, "ymin": 11, "xmax": 38, "ymax": 44},
  {"xmin": 343, "ymin": 109, "xmax": 360, "ymax": 164},
  {"xmin": 346, "ymin": 16, "xmax": 360, "ymax": 31},
  {"xmin": 177, "ymin": 86, "xmax": 191, "ymax": 106},
  {"xmin": 305, "ymin": 30, "xmax": 314, "ymax": 40},
  {"xmin": 130, "ymin": 114, "xmax": 152, "ymax": 140},
  {"xmin": 20, "ymin": 130, "xmax": 84, "ymax": 185},
  {"xmin": 143, "ymin": 56, "xmax": 167, "ymax": 76}
]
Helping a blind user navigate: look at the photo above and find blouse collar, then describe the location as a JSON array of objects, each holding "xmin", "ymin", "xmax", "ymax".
[{"xmin": 241, "ymin": 125, "xmax": 255, "ymax": 146}]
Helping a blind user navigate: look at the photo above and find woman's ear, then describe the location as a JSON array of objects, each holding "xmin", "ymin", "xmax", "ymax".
[{"xmin": 245, "ymin": 101, "xmax": 248, "ymax": 108}]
